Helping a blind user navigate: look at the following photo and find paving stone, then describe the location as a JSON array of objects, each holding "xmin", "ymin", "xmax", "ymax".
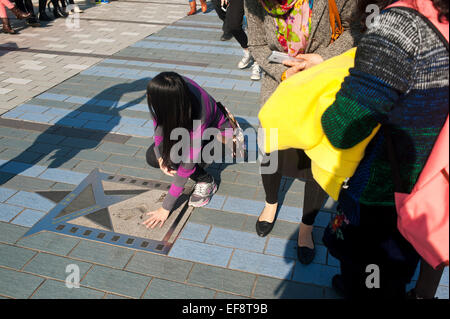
[
  {"xmin": 6, "ymin": 190, "xmax": 55, "ymax": 212},
  {"xmin": 69, "ymin": 240, "xmax": 135, "ymax": 268},
  {"xmin": 189, "ymin": 208, "xmax": 247, "ymax": 231},
  {"xmin": 81, "ymin": 265, "xmax": 151, "ymax": 299},
  {"xmin": 0, "ymin": 244, "xmax": 36, "ymax": 269},
  {"xmin": 23, "ymin": 253, "xmax": 92, "ymax": 281},
  {"xmin": 206, "ymin": 227, "xmax": 267, "ymax": 253},
  {"xmin": 253, "ymin": 276, "xmax": 323, "ymax": 299},
  {"xmin": 67, "ymin": 149, "xmax": 110, "ymax": 162},
  {"xmin": 0, "ymin": 203, "xmax": 23, "ymax": 222},
  {"xmin": 0, "ymin": 149, "xmax": 43, "ymax": 164},
  {"xmin": 126, "ymin": 252, "xmax": 193, "ymax": 282},
  {"xmin": 203, "ymin": 194, "xmax": 226, "ymax": 210},
  {"xmin": 97, "ymin": 142, "xmax": 140, "ymax": 156},
  {"xmin": 292, "ymin": 263, "xmax": 340, "ymax": 288},
  {"xmin": 17, "ymin": 232, "xmax": 80, "ymax": 256},
  {"xmin": 436, "ymin": 286, "xmax": 449, "ymax": 299},
  {"xmin": 38, "ymin": 168, "xmax": 87, "ymax": 185},
  {"xmin": 0, "ymin": 267, "xmax": 44, "ymax": 299},
  {"xmin": 10, "ymin": 209, "xmax": 46, "ymax": 227},
  {"xmin": 106, "ymin": 154, "xmax": 148, "ymax": 168},
  {"xmin": 143, "ymin": 278, "xmax": 216, "ymax": 299},
  {"xmin": 0, "ymin": 222, "xmax": 28, "ymax": 244},
  {"xmin": 216, "ymin": 182, "xmax": 257, "ymax": 199},
  {"xmin": 168, "ymin": 239, "xmax": 233, "ymax": 268},
  {"xmin": 215, "ymin": 292, "xmax": 249, "ymax": 299},
  {"xmin": 222, "ymin": 197, "xmax": 265, "ymax": 217},
  {"xmin": 31, "ymin": 279, "xmax": 105, "ymax": 299},
  {"xmin": 0, "ymin": 187, "xmax": 17, "ymax": 202},
  {"xmin": 229, "ymin": 250, "xmax": 295, "ymax": 280},
  {"xmin": 179, "ymin": 222, "xmax": 211, "ymax": 242},
  {"xmin": 188, "ymin": 263, "xmax": 256, "ymax": 297}
]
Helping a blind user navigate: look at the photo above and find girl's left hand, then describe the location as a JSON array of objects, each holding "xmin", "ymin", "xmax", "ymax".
[
  {"xmin": 282, "ymin": 53, "xmax": 324, "ymax": 75},
  {"xmin": 143, "ymin": 207, "xmax": 170, "ymax": 229}
]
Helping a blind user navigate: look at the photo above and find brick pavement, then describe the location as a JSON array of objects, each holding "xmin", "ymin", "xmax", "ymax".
[{"xmin": 0, "ymin": 1, "xmax": 448, "ymax": 299}]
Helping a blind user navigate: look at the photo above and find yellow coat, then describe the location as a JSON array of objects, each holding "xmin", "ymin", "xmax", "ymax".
[{"xmin": 258, "ymin": 48, "xmax": 380, "ymax": 200}]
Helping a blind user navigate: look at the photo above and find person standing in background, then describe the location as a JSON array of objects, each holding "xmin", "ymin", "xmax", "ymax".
[
  {"xmin": 187, "ymin": 0, "xmax": 207, "ymax": 16},
  {"xmin": 213, "ymin": 0, "xmax": 261, "ymax": 80},
  {"xmin": 244, "ymin": 0, "xmax": 359, "ymax": 264}
]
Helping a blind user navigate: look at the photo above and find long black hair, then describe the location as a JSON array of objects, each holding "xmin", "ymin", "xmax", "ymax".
[
  {"xmin": 357, "ymin": 0, "xmax": 449, "ymax": 30},
  {"xmin": 147, "ymin": 72, "xmax": 198, "ymax": 168}
]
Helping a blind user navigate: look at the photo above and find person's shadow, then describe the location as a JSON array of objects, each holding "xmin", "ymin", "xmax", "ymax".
[{"xmin": 0, "ymin": 78, "xmax": 149, "ymax": 186}]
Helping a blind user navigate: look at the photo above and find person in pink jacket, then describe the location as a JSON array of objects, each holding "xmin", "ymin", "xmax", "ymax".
[{"xmin": 1, "ymin": 0, "xmax": 30, "ymax": 34}]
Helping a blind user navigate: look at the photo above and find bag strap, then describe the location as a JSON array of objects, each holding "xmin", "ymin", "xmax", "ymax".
[{"xmin": 328, "ymin": 0, "xmax": 343, "ymax": 43}]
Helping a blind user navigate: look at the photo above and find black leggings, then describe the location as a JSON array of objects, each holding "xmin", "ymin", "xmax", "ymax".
[
  {"xmin": 261, "ymin": 150, "xmax": 328, "ymax": 226},
  {"xmin": 145, "ymin": 144, "xmax": 212, "ymax": 183},
  {"xmin": 14, "ymin": 0, "xmax": 35, "ymax": 16},
  {"xmin": 212, "ymin": 0, "xmax": 248, "ymax": 49}
]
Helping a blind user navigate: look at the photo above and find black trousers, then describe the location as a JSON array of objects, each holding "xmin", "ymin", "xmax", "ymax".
[
  {"xmin": 261, "ymin": 149, "xmax": 328, "ymax": 226},
  {"xmin": 145, "ymin": 144, "xmax": 212, "ymax": 183},
  {"xmin": 325, "ymin": 204, "xmax": 420, "ymax": 299},
  {"xmin": 212, "ymin": 0, "xmax": 248, "ymax": 49},
  {"xmin": 14, "ymin": 0, "xmax": 35, "ymax": 16}
]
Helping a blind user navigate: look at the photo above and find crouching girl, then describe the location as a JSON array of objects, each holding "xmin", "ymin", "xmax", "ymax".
[{"xmin": 143, "ymin": 72, "xmax": 237, "ymax": 229}]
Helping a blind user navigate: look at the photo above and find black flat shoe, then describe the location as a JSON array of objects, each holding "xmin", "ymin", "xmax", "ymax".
[
  {"xmin": 255, "ymin": 219, "xmax": 275, "ymax": 237},
  {"xmin": 220, "ymin": 33, "xmax": 232, "ymax": 41},
  {"xmin": 297, "ymin": 233, "xmax": 315, "ymax": 265}
]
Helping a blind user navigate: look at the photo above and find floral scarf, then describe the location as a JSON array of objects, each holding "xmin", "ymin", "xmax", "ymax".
[{"xmin": 259, "ymin": 0, "xmax": 313, "ymax": 56}]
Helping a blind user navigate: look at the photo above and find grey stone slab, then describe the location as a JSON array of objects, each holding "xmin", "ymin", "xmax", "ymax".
[
  {"xmin": 69, "ymin": 240, "xmax": 135, "ymax": 269},
  {"xmin": 253, "ymin": 276, "xmax": 324, "ymax": 299},
  {"xmin": 72, "ymin": 161, "xmax": 121, "ymax": 174},
  {"xmin": 1, "ymin": 176, "xmax": 54, "ymax": 192},
  {"xmin": 188, "ymin": 264, "xmax": 256, "ymax": 297},
  {"xmin": 216, "ymin": 182, "xmax": 257, "ymax": 200},
  {"xmin": 0, "ymin": 149, "xmax": 43, "ymax": 164},
  {"xmin": 81, "ymin": 265, "xmax": 151, "ymax": 299},
  {"xmin": 17, "ymin": 231, "xmax": 80, "ymax": 256},
  {"xmin": 0, "ymin": 244, "xmax": 37, "ymax": 269},
  {"xmin": 31, "ymin": 279, "xmax": 105, "ymax": 299},
  {"xmin": 189, "ymin": 208, "xmax": 247, "ymax": 231},
  {"xmin": 23, "ymin": 253, "xmax": 92, "ymax": 281},
  {"xmin": 143, "ymin": 278, "xmax": 216, "ymax": 299},
  {"xmin": 0, "ymin": 222, "xmax": 28, "ymax": 244},
  {"xmin": 97, "ymin": 142, "xmax": 140, "ymax": 156},
  {"xmin": 106, "ymin": 154, "xmax": 148, "ymax": 169},
  {"xmin": 215, "ymin": 292, "xmax": 249, "ymax": 299},
  {"xmin": 0, "ymin": 267, "xmax": 44, "ymax": 299},
  {"xmin": 126, "ymin": 252, "xmax": 193, "ymax": 282}
]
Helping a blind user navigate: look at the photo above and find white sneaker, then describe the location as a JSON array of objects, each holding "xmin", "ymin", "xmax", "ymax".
[
  {"xmin": 73, "ymin": 5, "xmax": 84, "ymax": 13},
  {"xmin": 250, "ymin": 62, "xmax": 261, "ymax": 81},
  {"xmin": 238, "ymin": 50, "xmax": 253, "ymax": 69}
]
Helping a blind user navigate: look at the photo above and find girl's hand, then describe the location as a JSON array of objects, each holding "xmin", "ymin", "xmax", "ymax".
[
  {"xmin": 143, "ymin": 207, "xmax": 170, "ymax": 229},
  {"xmin": 282, "ymin": 54, "xmax": 324, "ymax": 78},
  {"xmin": 158, "ymin": 157, "xmax": 176, "ymax": 177}
]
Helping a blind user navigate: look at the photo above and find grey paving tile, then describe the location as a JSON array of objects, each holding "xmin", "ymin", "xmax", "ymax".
[
  {"xmin": 253, "ymin": 276, "xmax": 323, "ymax": 299},
  {"xmin": 206, "ymin": 227, "xmax": 267, "ymax": 253},
  {"xmin": 125, "ymin": 252, "xmax": 193, "ymax": 282},
  {"xmin": 81, "ymin": 265, "xmax": 151, "ymax": 298},
  {"xmin": 229, "ymin": 250, "xmax": 295, "ymax": 280},
  {"xmin": 0, "ymin": 244, "xmax": 36, "ymax": 269},
  {"xmin": 97, "ymin": 142, "xmax": 140, "ymax": 156},
  {"xmin": 69, "ymin": 240, "xmax": 135, "ymax": 268},
  {"xmin": 0, "ymin": 267, "xmax": 45, "ymax": 299},
  {"xmin": 0, "ymin": 222, "xmax": 29, "ymax": 244},
  {"xmin": 31, "ymin": 279, "xmax": 105, "ymax": 299},
  {"xmin": 216, "ymin": 182, "xmax": 257, "ymax": 199},
  {"xmin": 188, "ymin": 264, "xmax": 256, "ymax": 297},
  {"xmin": 143, "ymin": 278, "xmax": 216, "ymax": 299},
  {"xmin": 23, "ymin": 253, "xmax": 92, "ymax": 281},
  {"xmin": 189, "ymin": 208, "xmax": 247, "ymax": 231},
  {"xmin": 168, "ymin": 239, "xmax": 233, "ymax": 268},
  {"xmin": 215, "ymin": 292, "xmax": 249, "ymax": 299},
  {"xmin": 179, "ymin": 222, "xmax": 211, "ymax": 242},
  {"xmin": 17, "ymin": 231, "xmax": 80, "ymax": 256}
]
